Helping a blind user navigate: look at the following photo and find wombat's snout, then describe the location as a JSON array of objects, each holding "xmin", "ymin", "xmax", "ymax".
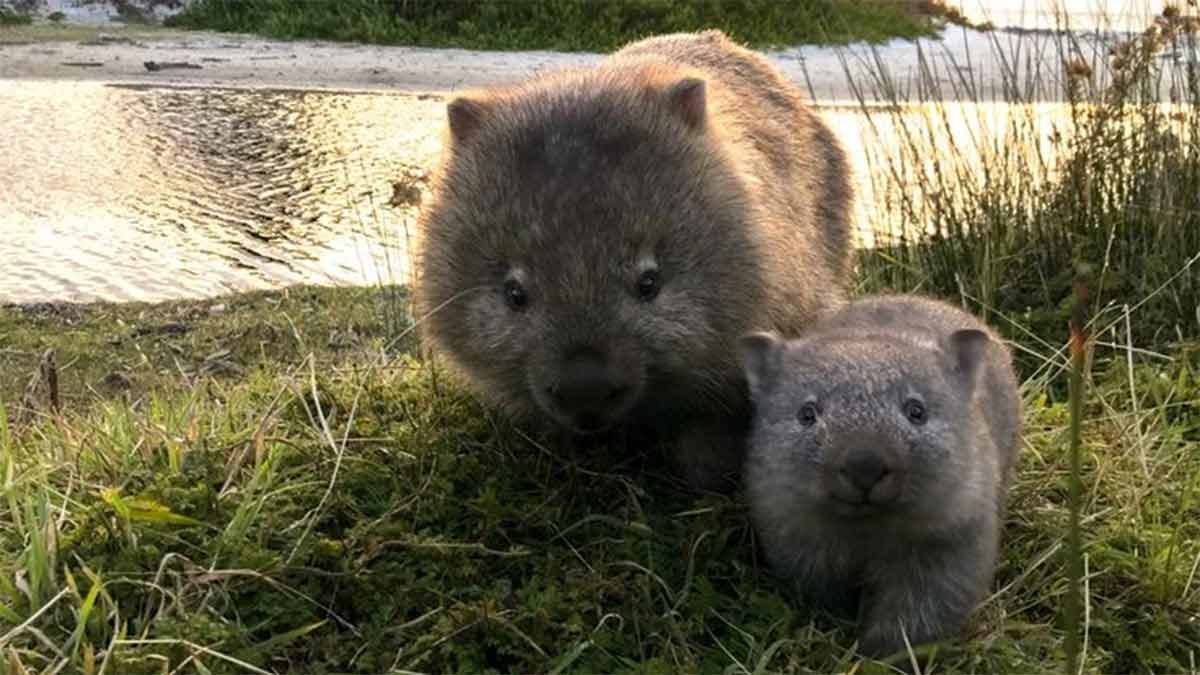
[
  {"xmin": 829, "ymin": 434, "xmax": 904, "ymax": 511},
  {"xmin": 544, "ymin": 347, "xmax": 639, "ymax": 433},
  {"xmin": 841, "ymin": 453, "xmax": 890, "ymax": 493}
]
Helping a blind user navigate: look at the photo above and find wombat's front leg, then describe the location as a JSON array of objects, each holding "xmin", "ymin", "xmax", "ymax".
[
  {"xmin": 671, "ymin": 421, "xmax": 745, "ymax": 493},
  {"xmin": 856, "ymin": 539, "xmax": 995, "ymax": 662}
]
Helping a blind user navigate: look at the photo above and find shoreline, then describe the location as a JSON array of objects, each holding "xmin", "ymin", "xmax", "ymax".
[
  {"xmin": 1, "ymin": 23, "xmax": 1162, "ymax": 104},
  {"xmin": 2, "ymin": 19, "xmax": 1190, "ymax": 307}
]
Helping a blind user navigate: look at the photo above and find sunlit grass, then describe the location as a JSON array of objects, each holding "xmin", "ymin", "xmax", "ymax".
[{"xmin": 850, "ymin": 9, "xmax": 1200, "ymax": 355}]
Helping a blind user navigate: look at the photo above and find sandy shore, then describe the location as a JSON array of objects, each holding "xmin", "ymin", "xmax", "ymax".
[{"xmin": 2, "ymin": 23, "xmax": 1168, "ymax": 104}]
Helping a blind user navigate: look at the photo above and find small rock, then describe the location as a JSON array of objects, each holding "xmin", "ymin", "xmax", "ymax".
[
  {"xmin": 144, "ymin": 61, "xmax": 202, "ymax": 72},
  {"xmin": 208, "ymin": 304, "xmax": 227, "ymax": 316},
  {"xmin": 100, "ymin": 372, "xmax": 133, "ymax": 390}
]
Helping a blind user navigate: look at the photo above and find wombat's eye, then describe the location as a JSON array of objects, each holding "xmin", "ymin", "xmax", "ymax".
[
  {"xmin": 636, "ymin": 269, "xmax": 661, "ymax": 302},
  {"xmin": 797, "ymin": 402, "xmax": 819, "ymax": 427},
  {"xmin": 904, "ymin": 398, "xmax": 927, "ymax": 425},
  {"xmin": 504, "ymin": 279, "xmax": 528, "ymax": 311}
]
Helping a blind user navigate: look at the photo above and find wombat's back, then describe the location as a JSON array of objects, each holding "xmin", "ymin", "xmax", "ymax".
[
  {"xmin": 611, "ymin": 30, "xmax": 854, "ymax": 333},
  {"xmin": 816, "ymin": 294, "xmax": 1022, "ymax": 479}
]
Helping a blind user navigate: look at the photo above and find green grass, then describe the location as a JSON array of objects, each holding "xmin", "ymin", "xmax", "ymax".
[
  {"xmin": 1, "ymin": 285, "xmax": 1197, "ymax": 673},
  {"xmin": 0, "ymin": 6, "xmax": 33, "ymax": 26},
  {"xmin": 3, "ymin": 5, "xmax": 1200, "ymax": 675},
  {"xmin": 0, "ymin": 285, "xmax": 409, "ymax": 414},
  {"xmin": 0, "ymin": 23, "xmax": 175, "ymax": 45},
  {"xmin": 166, "ymin": 0, "xmax": 959, "ymax": 52}
]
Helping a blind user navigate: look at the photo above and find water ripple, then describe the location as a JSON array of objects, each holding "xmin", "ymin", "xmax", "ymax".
[{"xmin": 0, "ymin": 80, "xmax": 440, "ymax": 303}]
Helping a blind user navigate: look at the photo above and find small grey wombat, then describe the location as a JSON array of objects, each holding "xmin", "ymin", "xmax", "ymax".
[
  {"xmin": 416, "ymin": 29, "xmax": 853, "ymax": 491},
  {"xmin": 738, "ymin": 294, "xmax": 1021, "ymax": 659}
]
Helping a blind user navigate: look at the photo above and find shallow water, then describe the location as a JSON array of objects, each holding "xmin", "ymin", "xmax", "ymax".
[
  {"xmin": 0, "ymin": 81, "xmax": 439, "ymax": 303},
  {"xmin": 0, "ymin": 80, "xmax": 1104, "ymax": 303}
]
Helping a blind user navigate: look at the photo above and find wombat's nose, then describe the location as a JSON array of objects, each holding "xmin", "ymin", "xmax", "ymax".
[
  {"xmin": 840, "ymin": 452, "xmax": 890, "ymax": 494},
  {"xmin": 606, "ymin": 384, "xmax": 630, "ymax": 401},
  {"xmin": 552, "ymin": 350, "xmax": 634, "ymax": 427}
]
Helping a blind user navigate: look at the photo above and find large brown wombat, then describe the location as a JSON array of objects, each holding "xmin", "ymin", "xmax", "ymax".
[
  {"xmin": 416, "ymin": 29, "xmax": 853, "ymax": 490},
  {"xmin": 738, "ymin": 294, "xmax": 1022, "ymax": 662}
]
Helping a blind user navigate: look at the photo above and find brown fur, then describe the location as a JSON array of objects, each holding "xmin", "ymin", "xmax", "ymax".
[{"xmin": 415, "ymin": 29, "xmax": 853, "ymax": 490}]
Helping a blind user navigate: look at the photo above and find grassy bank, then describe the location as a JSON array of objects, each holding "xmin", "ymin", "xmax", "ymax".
[
  {"xmin": 2, "ymin": 280, "xmax": 1197, "ymax": 674},
  {"xmin": 166, "ymin": 0, "xmax": 960, "ymax": 51},
  {"xmin": 4, "ymin": 7, "xmax": 1200, "ymax": 675},
  {"xmin": 0, "ymin": 286, "xmax": 408, "ymax": 414}
]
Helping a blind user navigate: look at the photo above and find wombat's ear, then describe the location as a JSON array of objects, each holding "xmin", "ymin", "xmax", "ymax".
[
  {"xmin": 738, "ymin": 332, "xmax": 783, "ymax": 397},
  {"xmin": 946, "ymin": 329, "xmax": 990, "ymax": 383},
  {"xmin": 665, "ymin": 78, "xmax": 707, "ymax": 130},
  {"xmin": 446, "ymin": 96, "xmax": 490, "ymax": 143}
]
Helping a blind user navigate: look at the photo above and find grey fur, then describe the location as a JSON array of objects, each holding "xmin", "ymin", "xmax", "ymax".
[
  {"xmin": 416, "ymin": 29, "xmax": 853, "ymax": 490},
  {"xmin": 739, "ymin": 294, "xmax": 1022, "ymax": 659}
]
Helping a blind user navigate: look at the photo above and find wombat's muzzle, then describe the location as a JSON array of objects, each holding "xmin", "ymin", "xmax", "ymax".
[
  {"xmin": 828, "ymin": 434, "xmax": 904, "ymax": 513},
  {"xmin": 540, "ymin": 347, "xmax": 640, "ymax": 434}
]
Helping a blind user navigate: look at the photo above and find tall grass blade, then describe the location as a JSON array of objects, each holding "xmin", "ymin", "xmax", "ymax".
[{"xmin": 1064, "ymin": 273, "xmax": 1090, "ymax": 674}]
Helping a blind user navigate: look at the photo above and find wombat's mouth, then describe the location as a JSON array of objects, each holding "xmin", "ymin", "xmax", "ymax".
[
  {"xmin": 538, "ymin": 403, "xmax": 638, "ymax": 437},
  {"xmin": 552, "ymin": 406, "xmax": 635, "ymax": 435},
  {"xmin": 571, "ymin": 423, "xmax": 616, "ymax": 435},
  {"xmin": 825, "ymin": 492, "xmax": 902, "ymax": 516},
  {"xmin": 827, "ymin": 496, "xmax": 886, "ymax": 519},
  {"xmin": 530, "ymin": 395, "xmax": 631, "ymax": 436},
  {"xmin": 567, "ymin": 413, "xmax": 618, "ymax": 435}
]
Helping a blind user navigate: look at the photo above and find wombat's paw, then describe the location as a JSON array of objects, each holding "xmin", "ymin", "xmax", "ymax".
[
  {"xmin": 857, "ymin": 622, "xmax": 947, "ymax": 673},
  {"xmin": 857, "ymin": 629, "xmax": 901, "ymax": 658},
  {"xmin": 671, "ymin": 422, "xmax": 745, "ymax": 493},
  {"xmin": 856, "ymin": 630, "xmax": 919, "ymax": 672}
]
